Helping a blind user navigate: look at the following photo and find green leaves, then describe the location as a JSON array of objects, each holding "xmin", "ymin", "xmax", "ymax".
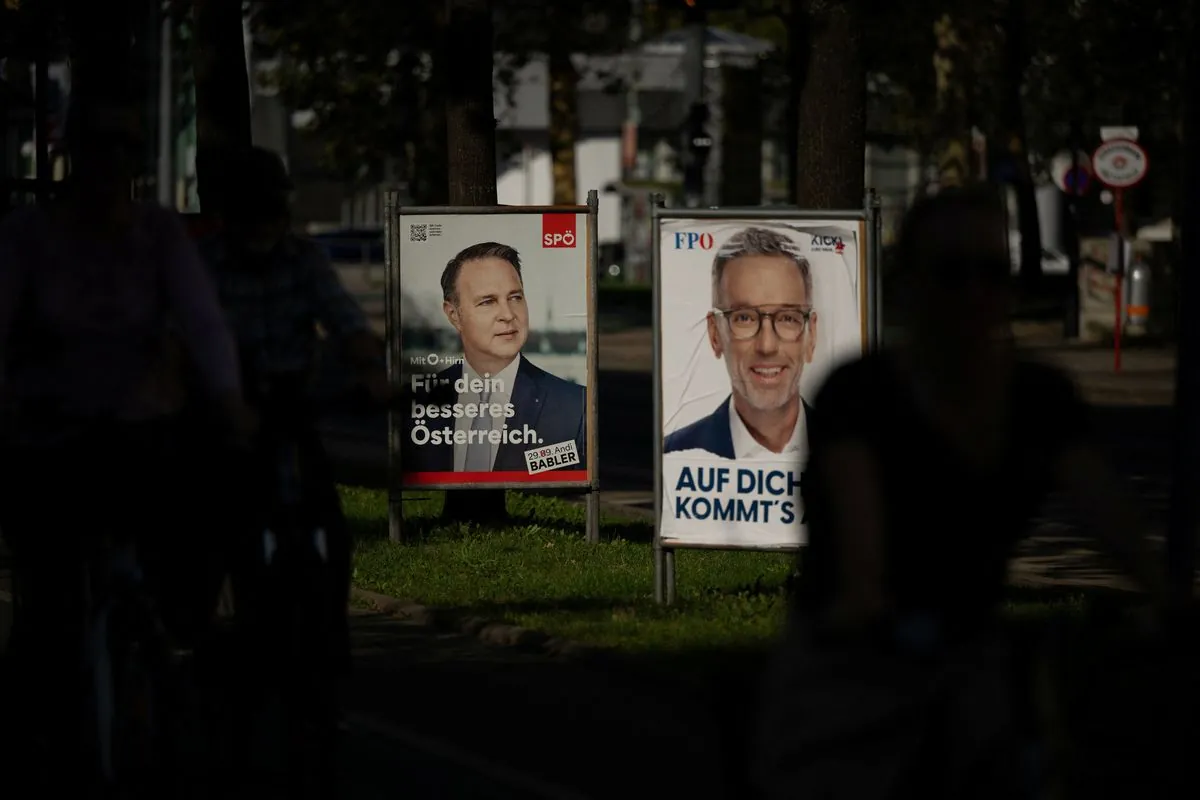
[{"xmin": 247, "ymin": 0, "xmax": 438, "ymax": 182}]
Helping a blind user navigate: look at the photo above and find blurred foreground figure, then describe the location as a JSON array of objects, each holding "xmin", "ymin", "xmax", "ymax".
[
  {"xmin": 0, "ymin": 92, "xmax": 249, "ymax": 787},
  {"xmin": 194, "ymin": 146, "xmax": 387, "ymax": 796},
  {"xmin": 752, "ymin": 185, "xmax": 1173, "ymax": 799},
  {"xmin": 196, "ymin": 146, "xmax": 385, "ymax": 670}
]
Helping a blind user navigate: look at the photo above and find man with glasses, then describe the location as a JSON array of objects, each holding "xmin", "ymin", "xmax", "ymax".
[{"xmin": 665, "ymin": 227, "xmax": 817, "ymax": 459}]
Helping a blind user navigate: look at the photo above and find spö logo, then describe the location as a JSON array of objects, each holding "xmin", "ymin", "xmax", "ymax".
[
  {"xmin": 810, "ymin": 234, "xmax": 846, "ymax": 254},
  {"xmin": 542, "ymin": 214, "xmax": 577, "ymax": 248},
  {"xmin": 672, "ymin": 232, "xmax": 715, "ymax": 250}
]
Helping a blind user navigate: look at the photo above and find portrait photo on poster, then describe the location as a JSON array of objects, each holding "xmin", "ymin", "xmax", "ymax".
[
  {"xmin": 658, "ymin": 218, "xmax": 866, "ymax": 549},
  {"xmin": 397, "ymin": 211, "xmax": 591, "ymax": 487}
]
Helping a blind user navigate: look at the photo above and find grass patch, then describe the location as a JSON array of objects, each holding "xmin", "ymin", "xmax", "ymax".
[
  {"xmin": 345, "ymin": 486, "xmax": 1135, "ymax": 654},
  {"xmin": 347, "ymin": 486, "xmax": 1197, "ymax": 797},
  {"xmin": 345, "ymin": 486, "xmax": 792, "ymax": 651}
]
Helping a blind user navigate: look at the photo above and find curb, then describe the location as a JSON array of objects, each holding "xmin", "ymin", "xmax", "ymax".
[{"xmin": 350, "ymin": 587, "xmax": 614, "ymax": 664}]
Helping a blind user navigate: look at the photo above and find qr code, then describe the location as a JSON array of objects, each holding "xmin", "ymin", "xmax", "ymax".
[{"xmin": 410, "ymin": 224, "xmax": 427, "ymax": 242}]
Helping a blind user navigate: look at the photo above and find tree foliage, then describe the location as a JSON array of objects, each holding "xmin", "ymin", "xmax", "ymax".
[
  {"xmin": 239, "ymin": 0, "xmax": 1180, "ymax": 209},
  {"xmin": 492, "ymin": 0, "xmax": 630, "ymax": 202},
  {"xmin": 248, "ymin": 0, "xmax": 436, "ymax": 183},
  {"xmin": 247, "ymin": 0, "xmax": 633, "ymax": 185}
]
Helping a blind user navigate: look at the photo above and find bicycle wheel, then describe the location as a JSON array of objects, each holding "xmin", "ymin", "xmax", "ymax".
[
  {"xmin": 281, "ymin": 557, "xmax": 341, "ymax": 799},
  {"xmin": 108, "ymin": 613, "xmax": 159, "ymax": 794}
]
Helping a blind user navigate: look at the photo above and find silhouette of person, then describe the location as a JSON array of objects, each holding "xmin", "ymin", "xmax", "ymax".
[
  {"xmin": 0, "ymin": 90, "xmax": 249, "ymax": 789},
  {"xmin": 751, "ymin": 184, "xmax": 1172, "ymax": 800}
]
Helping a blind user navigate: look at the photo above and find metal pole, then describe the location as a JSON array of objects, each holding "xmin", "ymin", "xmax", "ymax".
[
  {"xmin": 384, "ymin": 191, "xmax": 404, "ymax": 543},
  {"xmin": 586, "ymin": 189, "xmax": 602, "ymax": 544},
  {"xmin": 34, "ymin": 13, "xmax": 50, "ymax": 203},
  {"xmin": 867, "ymin": 189, "xmax": 883, "ymax": 349},
  {"xmin": 1114, "ymin": 190, "xmax": 1125, "ymax": 373},
  {"xmin": 651, "ymin": 192, "xmax": 667, "ymax": 603},
  {"xmin": 157, "ymin": 9, "xmax": 174, "ymax": 207}
]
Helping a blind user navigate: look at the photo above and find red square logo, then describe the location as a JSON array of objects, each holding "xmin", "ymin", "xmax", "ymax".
[{"xmin": 542, "ymin": 214, "xmax": 577, "ymax": 248}]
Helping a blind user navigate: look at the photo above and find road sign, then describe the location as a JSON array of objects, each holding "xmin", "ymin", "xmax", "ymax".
[
  {"xmin": 1100, "ymin": 126, "xmax": 1139, "ymax": 142},
  {"xmin": 1050, "ymin": 149, "xmax": 1093, "ymax": 193},
  {"xmin": 1063, "ymin": 167, "xmax": 1092, "ymax": 194},
  {"xmin": 1092, "ymin": 139, "xmax": 1149, "ymax": 188}
]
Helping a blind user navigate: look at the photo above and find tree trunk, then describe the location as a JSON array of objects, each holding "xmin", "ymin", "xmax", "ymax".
[
  {"xmin": 931, "ymin": 13, "xmax": 971, "ymax": 189},
  {"xmin": 190, "ymin": 0, "xmax": 251, "ymax": 218},
  {"xmin": 547, "ymin": 43, "xmax": 579, "ymax": 205},
  {"xmin": 720, "ymin": 63, "xmax": 764, "ymax": 205},
  {"xmin": 444, "ymin": 0, "xmax": 497, "ymax": 207},
  {"xmin": 794, "ymin": 0, "xmax": 865, "ymax": 209},
  {"xmin": 783, "ymin": 2, "xmax": 812, "ymax": 205},
  {"xmin": 413, "ymin": 1, "xmax": 448, "ymax": 205},
  {"xmin": 443, "ymin": 0, "xmax": 506, "ymax": 522},
  {"xmin": 1001, "ymin": 0, "xmax": 1042, "ymax": 292}
]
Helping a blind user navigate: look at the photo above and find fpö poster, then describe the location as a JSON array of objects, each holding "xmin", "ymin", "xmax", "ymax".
[
  {"xmin": 658, "ymin": 218, "xmax": 867, "ymax": 549},
  {"xmin": 397, "ymin": 210, "xmax": 591, "ymax": 488}
]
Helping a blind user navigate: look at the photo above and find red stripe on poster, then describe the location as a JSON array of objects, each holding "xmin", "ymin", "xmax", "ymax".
[{"xmin": 403, "ymin": 470, "xmax": 589, "ymax": 485}]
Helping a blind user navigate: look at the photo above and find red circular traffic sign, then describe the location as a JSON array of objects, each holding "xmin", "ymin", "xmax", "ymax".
[{"xmin": 1091, "ymin": 139, "xmax": 1149, "ymax": 188}]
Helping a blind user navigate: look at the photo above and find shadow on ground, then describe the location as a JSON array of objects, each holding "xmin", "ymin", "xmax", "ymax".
[{"xmin": 346, "ymin": 600, "xmax": 1200, "ymax": 800}]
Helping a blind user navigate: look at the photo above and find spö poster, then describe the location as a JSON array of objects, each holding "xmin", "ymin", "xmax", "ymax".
[
  {"xmin": 397, "ymin": 210, "xmax": 592, "ymax": 488},
  {"xmin": 658, "ymin": 218, "xmax": 867, "ymax": 548}
]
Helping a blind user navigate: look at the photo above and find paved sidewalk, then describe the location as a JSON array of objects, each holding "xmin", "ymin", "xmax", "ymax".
[
  {"xmin": 0, "ymin": 551, "xmax": 741, "ymax": 799},
  {"xmin": 0, "ymin": 548, "xmax": 630, "ymax": 798}
]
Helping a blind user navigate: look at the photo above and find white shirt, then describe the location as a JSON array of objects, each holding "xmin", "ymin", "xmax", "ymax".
[
  {"xmin": 453, "ymin": 357, "xmax": 521, "ymax": 471},
  {"xmin": 728, "ymin": 395, "xmax": 809, "ymax": 460}
]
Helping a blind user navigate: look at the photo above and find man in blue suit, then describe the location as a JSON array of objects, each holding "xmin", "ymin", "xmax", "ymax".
[
  {"xmin": 402, "ymin": 242, "xmax": 586, "ymax": 474},
  {"xmin": 665, "ymin": 227, "xmax": 817, "ymax": 460}
]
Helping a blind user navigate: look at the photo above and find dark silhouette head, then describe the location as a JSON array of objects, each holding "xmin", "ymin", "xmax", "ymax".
[
  {"xmin": 63, "ymin": 92, "xmax": 144, "ymax": 204},
  {"xmin": 895, "ymin": 184, "xmax": 1012, "ymax": 356},
  {"xmin": 227, "ymin": 146, "xmax": 294, "ymax": 254}
]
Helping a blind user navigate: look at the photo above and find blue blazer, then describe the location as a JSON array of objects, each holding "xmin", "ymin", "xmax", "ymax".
[
  {"xmin": 401, "ymin": 355, "xmax": 587, "ymax": 473},
  {"xmin": 663, "ymin": 395, "xmax": 814, "ymax": 459}
]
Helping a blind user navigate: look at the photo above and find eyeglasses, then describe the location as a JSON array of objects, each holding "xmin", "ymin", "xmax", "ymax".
[{"xmin": 712, "ymin": 306, "xmax": 813, "ymax": 342}]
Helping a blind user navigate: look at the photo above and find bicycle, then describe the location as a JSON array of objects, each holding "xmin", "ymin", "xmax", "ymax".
[
  {"xmin": 874, "ymin": 611, "xmax": 1067, "ymax": 800},
  {"xmin": 1029, "ymin": 593, "xmax": 1199, "ymax": 799},
  {"xmin": 223, "ymin": 372, "xmax": 378, "ymax": 797},
  {"xmin": 884, "ymin": 596, "xmax": 1196, "ymax": 800},
  {"xmin": 81, "ymin": 534, "xmax": 181, "ymax": 798}
]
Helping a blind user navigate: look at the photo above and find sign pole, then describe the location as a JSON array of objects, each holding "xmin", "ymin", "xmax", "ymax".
[
  {"xmin": 1091, "ymin": 135, "xmax": 1147, "ymax": 373},
  {"xmin": 384, "ymin": 191, "xmax": 404, "ymax": 543},
  {"xmin": 650, "ymin": 193, "xmax": 668, "ymax": 605},
  {"xmin": 585, "ymin": 189, "xmax": 602, "ymax": 544},
  {"xmin": 1114, "ymin": 188, "xmax": 1125, "ymax": 373}
]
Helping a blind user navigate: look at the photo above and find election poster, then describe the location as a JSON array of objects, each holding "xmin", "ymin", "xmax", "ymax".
[
  {"xmin": 657, "ymin": 216, "xmax": 869, "ymax": 549},
  {"xmin": 395, "ymin": 208, "xmax": 595, "ymax": 489}
]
